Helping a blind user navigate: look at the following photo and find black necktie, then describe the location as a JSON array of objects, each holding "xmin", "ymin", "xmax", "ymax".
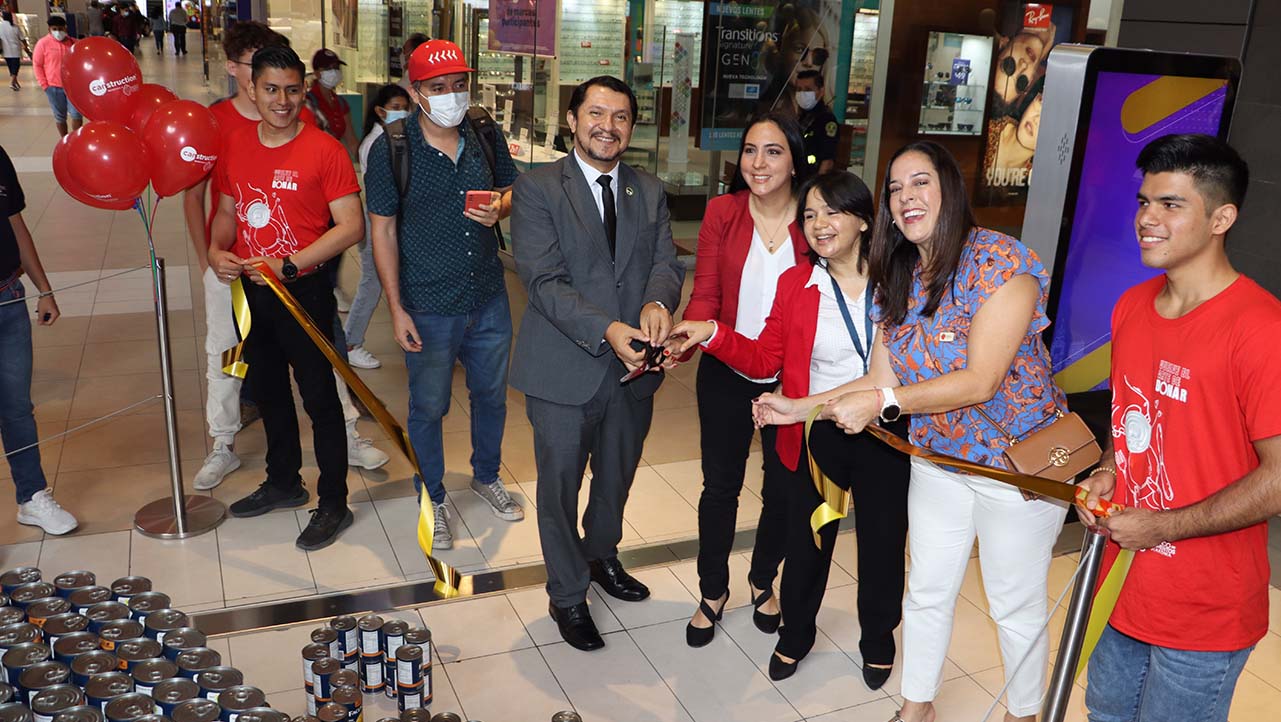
[{"xmin": 597, "ymin": 174, "xmax": 617, "ymax": 258}]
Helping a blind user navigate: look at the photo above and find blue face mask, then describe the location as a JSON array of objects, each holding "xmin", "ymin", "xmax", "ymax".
[{"xmin": 383, "ymin": 109, "xmax": 410, "ymax": 124}]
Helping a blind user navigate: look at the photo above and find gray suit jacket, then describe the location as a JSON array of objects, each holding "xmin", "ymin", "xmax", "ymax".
[{"xmin": 509, "ymin": 153, "xmax": 685, "ymax": 406}]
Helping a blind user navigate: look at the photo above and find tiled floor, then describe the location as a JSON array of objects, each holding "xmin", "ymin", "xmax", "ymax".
[{"xmin": 3, "ymin": 46, "xmax": 1281, "ymax": 722}]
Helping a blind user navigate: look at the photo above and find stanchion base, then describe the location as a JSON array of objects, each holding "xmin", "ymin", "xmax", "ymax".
[{"xmin": 134, "ymin": 495, "xmax": 226, "ymax": 539}]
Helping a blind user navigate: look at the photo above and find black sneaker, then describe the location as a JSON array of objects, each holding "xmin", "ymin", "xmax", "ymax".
[
  {"xmin": 228, "ymin": 481, "xmax": 309, "ymax": 518},
  {"xmin": 296, "ymin": 507, "xmax": 354, "ymax": 550}
]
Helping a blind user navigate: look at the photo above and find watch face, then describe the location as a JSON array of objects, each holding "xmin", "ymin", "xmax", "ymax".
[{"xmin": 882, "ymin": 405, "xmax": 902, "ymax": 422}]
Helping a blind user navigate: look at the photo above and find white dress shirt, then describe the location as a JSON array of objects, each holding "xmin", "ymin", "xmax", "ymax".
[
  {"xmin": 806, "ymin": 263, "xmax": 872, "ymax": 395},
  {"xmin": 733, "ymin": 227, "xmax": 795, "ymax": 383},
  {"xmin": 572, "ymin": 149, "xmax": 620, "ymax": 222}
]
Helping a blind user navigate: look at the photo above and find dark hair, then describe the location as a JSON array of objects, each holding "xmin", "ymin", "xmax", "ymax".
[
  {"xmin": 251, "ymin": 45, "xmax": 306, "ymax": 83},
  {"xmin": 797, "ymin": 171, "xmax": 875, "ymax": 269},
  {"xmin": 47, "ymin": 15, "xmax": 67, "ymax": 27},
  {"xmin": 1, "ymin": 11, "xmax": 12, "ymax": 22},
  {"xmin": 795, "ymin": 69, "xmax": 824, "ymax": 89},
  {"xmin": 568, "ymin": 76, "xmax": 639, "ymax": 125},
  {"xmin": 1136, "ymin": 133, "xmax": 1249, "ymax": 211},
  {"xmin": 870, "ymin": 141, "xmax": 977, "ymax": 327},
  {"xmin": 363, "ymin": 83, "xmax": 412, "ymax": 138},
  {"xmin": 727, "ymin": 110, "xmax": 809, "ymax": 195},
  {"xmin": 223, "ymin": 21, "xmax": 289, "ymax": 61},
  {"xmin": 404, "ymin": 33, "xmax": 429, "ymax": 53}
]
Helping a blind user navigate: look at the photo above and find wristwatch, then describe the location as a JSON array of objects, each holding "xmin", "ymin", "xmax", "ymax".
[
  {"xmin": 878, "ymin": 387, "xmax": 902, "ymax": 423},
  {"xmin": 281, "ymin": 256, "xmax": 299, "ymax": 281}
]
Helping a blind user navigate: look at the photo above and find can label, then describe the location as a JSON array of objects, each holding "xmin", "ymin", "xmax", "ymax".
[
  {"xmin": 358, "ymin": 634, "xmax": 377, "ymax": 656},
  {"xmin": 382, "ymin": 662, "xmax": 396, "ymax": 699},
  {"xmin": 395, "ymin": 658, "xmax": 420, "ymax": 686},
  {"xmin": 207, "ymin": 691, "xmax": 220, "ymax": 703},
  {"xmin": 340, "ymin": 630, "xmax": 356, "ymax": 656},
  {"xmin": 136, "ymin": 684, "xmax": 153, "ymax": 696},
  {"xmin": 341, "ymin": 657, "xmax": 357, "ymax": 674},
  {"xmin": 396, "ymin": 689, "xmax": 421, "ymax": 712},
  {"xmin": 360, "ymin": 661, "xmax": 382, "ymax": 690},
  {"xmin": 383, "ymin": 637, "xmax": 402, "ymax": 662},
  {"xmin": 305, "ymin": 695, "xmax": 316, "ymax": 717}
]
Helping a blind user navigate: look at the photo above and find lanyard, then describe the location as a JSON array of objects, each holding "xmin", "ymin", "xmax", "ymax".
[{"xmin": 830, "ymin": 273, "xmax": 874, "ymax": 374}]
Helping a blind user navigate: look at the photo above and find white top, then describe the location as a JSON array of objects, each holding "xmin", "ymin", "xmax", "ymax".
[
  {"xmin": 0, "ymin": 23, "xmax": 22, "ymax": 58},
  {"xmin": 806, "ymin": 263, "xmax": 872, "ymax": 396},
  {"xmin": 358, "ymin": 123, "xmax": 384, "ymax": 176},
  {"xmin": 733, "ymin": 227, "xmax": 795, "ymax": 383},
  {"xmin": 572, "ymin": 149, "xmax": 620, "ymax": 222}
]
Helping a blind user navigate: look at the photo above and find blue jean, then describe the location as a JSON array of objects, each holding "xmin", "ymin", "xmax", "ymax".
[
  {"xmin": 0, "ymin": 279, "xmax": 50, "ymax": 504},
  {"xmin": 1086, "ymin": 624, "xmax": 1253, "ymax": 722},
  {"xmin": 404, "ymin": 292, "xmax": 511, "ymax": 504},
  {"xmin": 44, "ymin": 87, "xmax": 82, "ymax": 124},
  {"xmin": 342, "ymin": 220, "xmax": 383, "ymax": 348}
]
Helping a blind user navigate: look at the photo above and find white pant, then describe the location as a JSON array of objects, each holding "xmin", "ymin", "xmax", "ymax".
[
  {"xmin": 202, "ymin": 268, "xmax": 359, "ymax": 448},
  {"xmin": 900, "ymin": 458, "xmax": 1067, "ymax": 717}
]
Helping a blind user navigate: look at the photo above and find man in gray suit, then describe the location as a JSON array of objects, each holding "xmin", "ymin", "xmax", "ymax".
[{"xmin": 510, "ymin": 76, "xmax": 685, "ymax": 651}]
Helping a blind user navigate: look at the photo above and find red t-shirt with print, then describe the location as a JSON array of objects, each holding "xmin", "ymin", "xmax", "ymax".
[
  {"xmin": 1102, "ymin": 274, "xmax": 1281, "ymax": 651},
  {"xmin": 214, "ymin": 123, "xmax": 359, "ymax": 260},
  {"xmin": 205, "ymin": 98, "xmax": 317, "ymax": 236}
]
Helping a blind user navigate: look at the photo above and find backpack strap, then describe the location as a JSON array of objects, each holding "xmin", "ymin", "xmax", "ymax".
[
  {"xmin": 384, "ymin": 118, "xmax": 412, "ymax": 233},
  {"xmin": 466, "ymin": 106, "xmax": 507, "ymax": 251}
]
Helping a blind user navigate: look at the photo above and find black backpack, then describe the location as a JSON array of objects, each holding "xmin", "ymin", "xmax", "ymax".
[{"xmin": 384, "ymin": 107, "xmax": 507, "ymax": 250}]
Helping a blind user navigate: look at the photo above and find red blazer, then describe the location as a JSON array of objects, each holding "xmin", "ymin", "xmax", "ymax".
[
  {"xmin": 684, "ymin": 190, "xmax": 811, "ymax": 326},
  {"xmin": 704, "ymin": 264, "xmax": 823, "ymax": 471}
]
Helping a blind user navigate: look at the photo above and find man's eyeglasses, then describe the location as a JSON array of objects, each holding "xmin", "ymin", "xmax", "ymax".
[{"xmin": 230, "ymin": 59, "xmax": 253, "ymax": 68}]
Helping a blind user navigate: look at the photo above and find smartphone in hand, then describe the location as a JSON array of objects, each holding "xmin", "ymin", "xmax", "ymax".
[{"xmin": 465, "ymin": 190, "xmax": 493, "ymax": 215}]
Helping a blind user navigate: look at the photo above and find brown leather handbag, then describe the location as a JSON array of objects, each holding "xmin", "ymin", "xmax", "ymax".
[{"xmin": 973, "ymin": 405, "xmax": 1100, "ymax": 483}]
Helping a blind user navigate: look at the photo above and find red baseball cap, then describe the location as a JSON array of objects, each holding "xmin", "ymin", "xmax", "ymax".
[
  {"xmin": 408, "ymin": 39, "xmax": 473, "ymax": 83},
  {"xmin": 312, "ymin": 48, "xmax": 346, "ymax": 70}
]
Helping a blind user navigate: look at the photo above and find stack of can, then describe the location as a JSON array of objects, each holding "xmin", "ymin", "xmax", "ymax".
[
  {"xmin": 300, "ymin": 619, "xmax": 433, "ymax": 718},
  {"xmin": 0, "ymin": 567, "xmax": 283, "ymax": 722}
]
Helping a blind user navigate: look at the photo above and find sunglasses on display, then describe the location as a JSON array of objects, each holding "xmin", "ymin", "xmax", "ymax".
[{"xmin": 1001, "ymin": 56, "xmax": 1031, "ymax": 93}]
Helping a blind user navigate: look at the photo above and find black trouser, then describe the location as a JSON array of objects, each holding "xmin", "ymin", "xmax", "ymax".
[
  {"xmin": 153, "ymin": 28, "xmax": 164, "ymax": 51},
  {"xmin": 694, "ymin": 353, "xmax": 789, "ymax": 600},
  {"xmin": 172, "ymin": 27, "xmax": 186, "ymax": 53},
  {"xmin": 776, "ymin": 417, "xmax": 910, "ymax": 665},
  {"xmin": 241, "ymin": 271, "xmax": 348, "ymax": 509}
]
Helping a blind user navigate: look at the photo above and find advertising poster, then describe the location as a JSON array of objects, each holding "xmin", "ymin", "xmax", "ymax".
[
  {"xmin": 1049, "ymin": 74, "xmax": 1230, "ymax": 390},
  {"xmin": 487, "ymin": 0, "xmax": 556, "ymax": 57},
  {"xmin": 976, "ymin": 2, "xmax": 1074, "ymax": 206},
  {"xmin": 699, "ymin": 0, "xmax": 841, "ymax": 150},
  {"xmin": 668, "ymin": 32, "xmax": 696, "ymax": 168}
]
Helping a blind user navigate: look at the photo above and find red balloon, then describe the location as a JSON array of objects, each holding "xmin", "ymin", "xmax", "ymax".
[
  {"xmin": 142, "ymin": 100, "xmax": 222, "ymax": 198},
  {"xmin": 61, "ymin": 37, "xmax": 143, "ymax": 124},
  {"xmin": 127, "ymin": 83, "xmax": 179, "ymax": 134},
  {"xmin": 52, "ymin": 135, "xmax": 136, "ymax": 211},
  {"xmin": 63, "ymin": 122, "xmax": 150, "ymax": 207}
]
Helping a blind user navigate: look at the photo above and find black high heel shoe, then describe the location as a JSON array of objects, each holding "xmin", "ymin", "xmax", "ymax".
[
  {"xmin": 768, "ymin": 651, "xmax": 799, "ymax": 681},
  {"xmin": 685, "ymin": 592, "xmax": 728, "ymax": 648},
  {"xmin": 750, "ymin": 580, "xmax": 781, "ymax": 634},
  {"xmin": 862, "ymin": 663, "xmax": 893, "ymax": 690}
]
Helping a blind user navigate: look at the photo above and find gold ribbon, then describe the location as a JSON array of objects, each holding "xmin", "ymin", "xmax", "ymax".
[
  {"xmin": 803, "ymin": 409, "xmax": 1131, "ymax": 678},
  {"xmin": 220, "ymin": 278, "xmax": 252, "ymax": 379},
  {"xmin": 804, "ymin": 407, "xmax": 849, "ymax": 548},
  {"xmin": 227, "ymin": 267, "xmax": 464, "ymax": 598}
]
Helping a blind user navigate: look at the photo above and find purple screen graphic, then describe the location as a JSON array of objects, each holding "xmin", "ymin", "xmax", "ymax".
[{"xmin": 1048, "ymin": 72, "xmax": 1228, "ymax": 388}]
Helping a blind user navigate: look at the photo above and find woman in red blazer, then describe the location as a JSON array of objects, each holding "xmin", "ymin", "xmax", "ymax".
[
  {"xmin": 680, "ymin": 111, "xmax": 812, "ymax": 649},
  {"xmin": 672, "ymin": 172, "xmax": 910, "ymax": 686}
]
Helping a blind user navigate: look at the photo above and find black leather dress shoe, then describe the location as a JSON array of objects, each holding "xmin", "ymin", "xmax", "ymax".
[
  {"xmin": 862, "ymin": 664, "xmax": 892, "ymax": 690},
  {"xmin": 549, "ymin": 602, "xmax": 604, "ymax": 651},
  {"xmin": 589, "ymin": 557, "xmax": 651, "ymax": 602}
]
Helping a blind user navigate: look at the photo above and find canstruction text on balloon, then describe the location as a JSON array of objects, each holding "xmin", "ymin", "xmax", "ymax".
[{"xmin": 56, "ymin": 36, "xmax": 221, "ymax": 209}]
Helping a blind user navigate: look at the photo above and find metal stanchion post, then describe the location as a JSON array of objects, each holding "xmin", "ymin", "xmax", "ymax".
[
  {"xmin": 1041, "ymin": 526, "xmax": 1109, "ymax": 722},
  {"xmin": 134, "ymin": 257, "xmax": 226, "ymax": 539}
]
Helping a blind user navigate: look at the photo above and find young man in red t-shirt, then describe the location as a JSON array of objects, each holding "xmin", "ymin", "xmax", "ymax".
[
  {"xmin": 1077, "ymin": 134, "xmax": 1281, "ymax": 722},
  {"xmin": 208, "ymin": 45, "xmax": 364, "ymax": 550},
  {"xmin": 183, "ymin": 21, "xmax": 385, "ymax": 494}
]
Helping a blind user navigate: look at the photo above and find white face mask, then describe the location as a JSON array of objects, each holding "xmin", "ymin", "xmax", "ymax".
[
  {"xmin": 383, "ymin": 108, "xmax": 410, "ymax": 125},
  {"xmin": 420, "ymin": 91, "xmax": 469, "ymax": 128},
  {"xmin": 796, "ymin": 91, "xmax": 819, "ymax": 111},
  {"xmin": 51, "ymin": 30, "xmax": 67, "ymax": 41},
  {"xmin": 318, "ymin": 68, "xmax": 342, "ymax": 89}
]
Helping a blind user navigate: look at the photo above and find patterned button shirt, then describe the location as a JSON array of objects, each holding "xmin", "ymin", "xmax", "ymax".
[
  {"xmin": 365, "ymin": 108, "xmax": 518, "ymax": 315},
  {"xmin": 875, "ymin": 228, "xmax": 1067, "ymax": 469}
]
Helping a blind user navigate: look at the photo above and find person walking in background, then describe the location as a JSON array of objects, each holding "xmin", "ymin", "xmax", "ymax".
[
  {"xmin": 1, "ymin": 12, "xmax": 26, "ymax": 91},
  {"xmin": 111, "ymin": 4, "xmax": 141, "ymax": 54},
  {"xmin": 397, "ymin": 33, "xmax": 429, "ymax": 90},
  {"xmin": 346, "ymin": 83, "xmax": 412, "ymax": 371},
  {"xmin": 365, "ymin": 41, "xmax": 522, "ymax": 549},
  {"xmin": 0, "ymin": 144, "xmax": 79, "ymax": 535},
  {"xmin": 509, "ymin": 76, "xmax": 685, "ymax": 651},
  {"xmin": 306, "ymin": 48, "xmax": 358, "ymax": 159},
  {"xmin": 32, "ymin": 17, "xmax": 81, "ymax": 137},
  {"xmin": 150, "ymin": 8, "xmax": 166, "ymax": 55},
  {"xmin": 168, "ymin": 1, "xmax": 188, "ymax": 55},
  {"xmin": 86, "ymin": 1, "xmax": 106, "ymax": 37}
]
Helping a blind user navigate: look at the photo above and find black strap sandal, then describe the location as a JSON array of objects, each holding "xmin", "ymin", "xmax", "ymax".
[
  {"xmin": 685, "ymin": 592, "xmax": 727, "ymax": 648},
  {"xmin": 750, "ymin": 581, "xmax": 781, "ymax": 634}
]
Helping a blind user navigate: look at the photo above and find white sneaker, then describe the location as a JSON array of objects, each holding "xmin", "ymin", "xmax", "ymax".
[
  {"xmin": 334, "ymin": 288, "xmax": 351, "ymax": 313},
  {"xmin": 432, "ymin": 501, "xmax": 453, "ymax": 550},
  {"xmin": 17, "ymin": 490, "xmax": 78, "ymax": 535},
  {"xmin": 194, "ymin": 445, "xmax": 241, "ymax": 490},
  {"xmin": 347, "ymin": 346, "xmax": 381, "ymax": 370},
  {"xmin": 347, "ymin": 431, "xmax": 389, "ymax": 470}
]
